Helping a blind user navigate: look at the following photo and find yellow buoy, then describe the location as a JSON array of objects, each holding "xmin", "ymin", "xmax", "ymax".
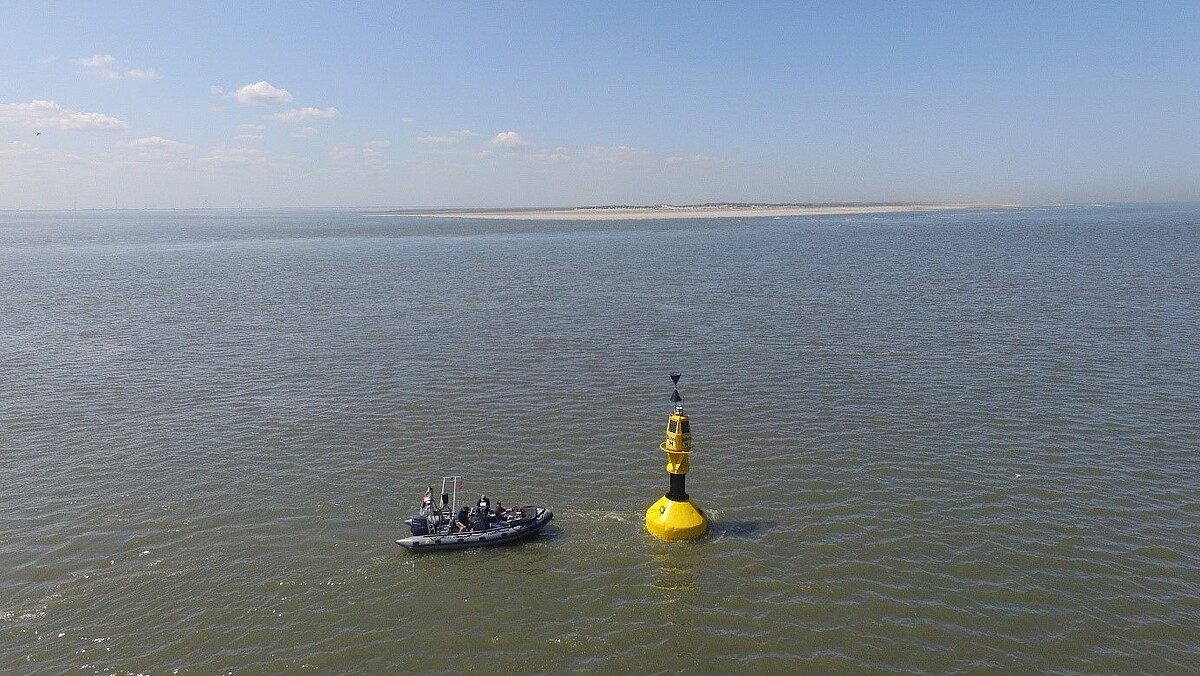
[{"xmin": 645, "ymin": 372, "xmax": 708, "ymax": 540}]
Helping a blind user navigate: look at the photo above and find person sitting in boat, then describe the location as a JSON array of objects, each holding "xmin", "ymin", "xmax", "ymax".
[
  {"xmin": 494, "ymin": 501, "xmax": 508, "ymax": 523},
  {"xmin": 454, "ymin": 505, "xmax": 471, "ymax": 532},
  {"xmin": 473, "ymin": 495, "xmax": 491, "ymax": 531}
]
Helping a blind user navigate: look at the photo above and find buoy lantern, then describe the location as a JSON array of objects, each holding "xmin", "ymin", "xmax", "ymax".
[{"xmin": 645, "ymin": 372, "xmax": 709, "ymax": 540}]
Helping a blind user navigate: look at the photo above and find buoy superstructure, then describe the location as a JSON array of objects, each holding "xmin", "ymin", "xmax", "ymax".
[{"xmin": 645, "ymin": 372, "xmax": 708, "ymax": 540}]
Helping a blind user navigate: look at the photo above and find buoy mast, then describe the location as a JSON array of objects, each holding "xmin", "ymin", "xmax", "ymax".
[{"xmin": 645, "ymin": 372, "xmax": 709, "ymax": 540}]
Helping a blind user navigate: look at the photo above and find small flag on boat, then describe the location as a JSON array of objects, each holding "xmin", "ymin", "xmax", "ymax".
[{"xmin": 457, "ymin": 481, "xmax": 464, "ymax": 491}]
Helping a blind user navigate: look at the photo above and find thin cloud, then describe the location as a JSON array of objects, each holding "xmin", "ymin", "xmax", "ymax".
[
  {"xmin": 291, "ymin": 127, "xmax": 317, "ymax": 138},
  {"xmin": 236, "ymin": 125, "xmax": 267, "ymax": 140},
  {"xmin": 665, "ymin": 153, "xmax": 729, "ymax": 168},
  {"xmin": 490, "ymin": 131, "xmax": 529, "ymax": 148},
  {"xmin": 0, "ymin": 100, "xmax": 128, "ymax": 131},
  {"xmin": 233, "ymin": 81, "xmax": 293, "ymax": 106},
  {"xmin": 233, "ymin": 125, "xmax": 264, "ymax": 140},
  {"xmin": 582, "ymin": 145, "xmax": 652, "ymax": 166},
  {"xmin": 533, "ymin": 147, "xmax": 572, "ymax": 162},
  {"xmin": 128, "ymin": 136, "xmax": 187, "ymax": 149},
  {"xmin": 330, "ymin": 141, "xmax": 389, "ymax": 170},
  {"xmin": 264, "ymin": 106, "xmax": 338, "ymax": 122},
  {"xmin": 74, "ymin": 54, "xmax": 116, "ymax": 68},
  {"xmin": 0, "ymin": 140, "xmax": 80, "ymax": 167},
  {"xmin": 125, "ymin": 68, "xmax": 160, "ymax": 80},
  {"xmin": 201, "ymin": 146, "xmax": 268, "ymax": 167},
  {"xmin": 74, "ymin": 54, "xmax": 159, "ymax": 80},
  {"xmin": 0, "ymin": 140, "xmax": 41, "ymax": 159},
  {"xmin": 122, "ymin": 136, "xmax": 195, "ymax": 165},
  {"xmin": 416, "ymin": 129, "xmax": 478, "ymax": 145}
]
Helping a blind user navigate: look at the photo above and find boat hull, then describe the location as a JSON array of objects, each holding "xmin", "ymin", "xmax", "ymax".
[{"xmin": 396, "ymin": 507, "xmax": 552, "ymax": 551}]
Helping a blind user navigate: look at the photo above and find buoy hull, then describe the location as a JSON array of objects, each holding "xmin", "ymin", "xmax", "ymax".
[{"xmin": 645, "ymin": 495, "xmax": 708, "ymax": 541}]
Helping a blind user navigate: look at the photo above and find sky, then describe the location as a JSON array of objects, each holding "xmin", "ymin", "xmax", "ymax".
[{"xmin": 1, "ymin": 1, "xmax": 1198, "ymax": 210}]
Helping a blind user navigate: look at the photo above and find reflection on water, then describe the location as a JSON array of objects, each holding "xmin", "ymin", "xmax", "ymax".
[{"xmin": 650, "ymin": 550, "xmax": 698, "ymax": 593}]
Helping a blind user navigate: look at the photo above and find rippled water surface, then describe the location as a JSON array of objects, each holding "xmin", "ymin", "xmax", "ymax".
[{"xmin": 2, "ymin": 205, "xmax": 1198, "ymax": 673}]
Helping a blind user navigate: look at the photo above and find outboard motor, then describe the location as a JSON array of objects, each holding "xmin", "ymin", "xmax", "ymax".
[{"xmin": 409, "ymin": 516, "xmax": 429, "ymax": 536}]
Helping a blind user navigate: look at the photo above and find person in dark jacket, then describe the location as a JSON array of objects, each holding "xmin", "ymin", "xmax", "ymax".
[{"xmin": 473, "ymin": 495, "xmax": 491, "ymax": 530}]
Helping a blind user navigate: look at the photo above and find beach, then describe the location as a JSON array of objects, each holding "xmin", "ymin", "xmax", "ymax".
[{"xmin": 377, "ymin": 203, "xmax": 998, "ymax": 220}]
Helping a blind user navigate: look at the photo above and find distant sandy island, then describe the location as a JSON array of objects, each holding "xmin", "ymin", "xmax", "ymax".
[{"xmin": 374, "ymin": 203, "xmax": 1004, "ymax": 221}]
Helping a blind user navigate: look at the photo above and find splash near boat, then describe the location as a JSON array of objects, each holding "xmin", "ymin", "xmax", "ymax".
[{"xmin": 396, "ymin": 476, "xmax": 552, "ymax": 551}]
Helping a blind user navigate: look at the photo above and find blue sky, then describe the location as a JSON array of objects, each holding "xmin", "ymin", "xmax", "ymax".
[{"xmin": 2, "ymin": 1, "xmax": 1197, "ymax": 209}]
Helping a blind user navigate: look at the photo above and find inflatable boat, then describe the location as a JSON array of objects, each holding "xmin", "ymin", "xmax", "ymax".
[{"xmin": 396, "ymin": 476, "xmax": 553, "ymax": 551}]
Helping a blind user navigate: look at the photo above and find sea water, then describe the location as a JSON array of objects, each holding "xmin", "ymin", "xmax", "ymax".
[{"xmin": 1, "ymin": 204, "xmax": 1198, "ymax": 672}]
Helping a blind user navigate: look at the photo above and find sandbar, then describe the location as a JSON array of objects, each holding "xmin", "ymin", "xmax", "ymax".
[{"xmin": 375, "ymin": 203, "xmax": 1000, "ymax": 221}]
